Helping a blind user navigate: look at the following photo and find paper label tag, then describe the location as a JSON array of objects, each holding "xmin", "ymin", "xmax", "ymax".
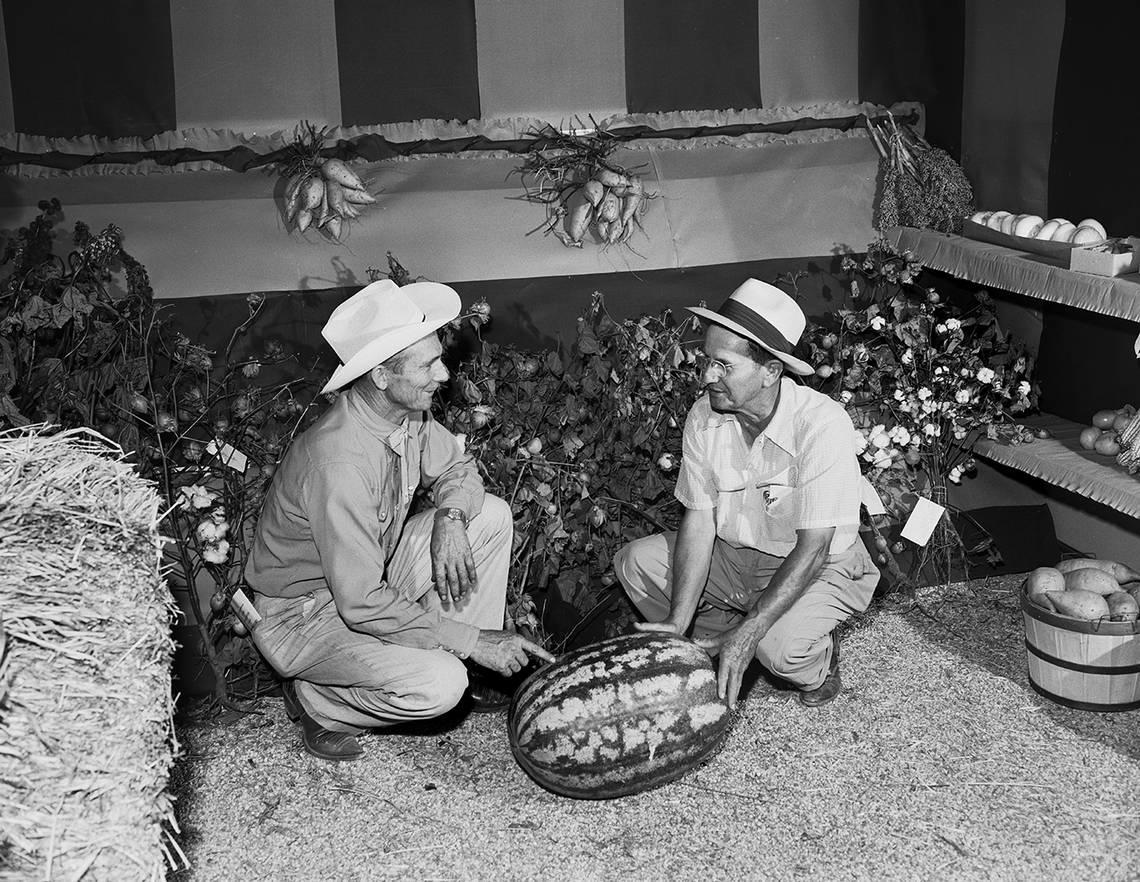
[
  {"xmin": 230, "ymin": 588, "xmax": 262, "ymax": 630},
  {"xmin": 206, "ymin": 440, "xmax": 248, "ymax": 473},
  {"xmin": 900, "ymin": 496, "xmax": 947, "ymax": 547}
]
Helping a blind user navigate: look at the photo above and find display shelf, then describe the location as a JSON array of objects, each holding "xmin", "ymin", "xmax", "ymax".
[
  {"xmin": 972, "ymin": 414, "xmax": 1140, "ymax": 519},
  {"xmin": 886, "ymin": 226, "xmax": 1140, "ymax": 324}
]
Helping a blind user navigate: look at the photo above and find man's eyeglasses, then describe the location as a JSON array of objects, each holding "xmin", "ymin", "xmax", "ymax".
[{"xmin": 695, "ymin": 356, "xmax": 741, "ymax": 381}]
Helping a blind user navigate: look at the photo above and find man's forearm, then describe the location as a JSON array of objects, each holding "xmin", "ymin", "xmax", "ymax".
[
  {"xmin": 739, "ymin": 536, "xmax": 830, "ymax": 637},
  {"xmin": 664, "ymin": 511, "xmax": 716, "ymax": 629}
]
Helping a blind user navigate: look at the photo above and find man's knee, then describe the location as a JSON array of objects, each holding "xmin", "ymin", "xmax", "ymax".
[
  {"xmin": 385, "ymin": 652, "xmax": 469, "ymax": 717},
  {"xmin": 761, "ymin": 627, "xmax": 825, "ymax": 683},
  {"xmin": 614, "ymin": 535, "xmax": 661, "ymax": 594},
  {"xmin": 475, "ymin": 494, "xmax": 512, "ymax": 535}
]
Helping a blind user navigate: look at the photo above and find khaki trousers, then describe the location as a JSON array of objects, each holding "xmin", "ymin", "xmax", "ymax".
[
  {"xmin": 251, "ymin": 496, "xmax": 511, "ymax": 733},
  {"xmin": 614, "ymin": 532, "xmax": 878, "ymax": 690}
]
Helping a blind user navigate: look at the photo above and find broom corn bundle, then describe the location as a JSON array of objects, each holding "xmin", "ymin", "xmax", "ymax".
[{"xmin": 867, "ymin": 111, "xmax": 975, "ymax": 235}]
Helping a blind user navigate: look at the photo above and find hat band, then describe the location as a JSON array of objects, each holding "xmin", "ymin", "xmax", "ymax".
[{"xmin": 717, "ymin": 300, "xmax": 794, "ymax": 354}]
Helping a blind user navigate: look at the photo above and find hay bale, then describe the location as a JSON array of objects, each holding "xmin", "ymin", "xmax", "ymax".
[{"xmin": 0, "ymin": 426, "xmax": 182, "ymax": 880}]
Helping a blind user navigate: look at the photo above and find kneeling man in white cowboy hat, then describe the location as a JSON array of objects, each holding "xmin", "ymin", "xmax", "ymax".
[
  {"xmin": 247, "ymin": 279, "xmax": 553, "ymax": 761},
  {"xmin": 615, "ymin": 279, "xmax": 880, "ymax": 709}
]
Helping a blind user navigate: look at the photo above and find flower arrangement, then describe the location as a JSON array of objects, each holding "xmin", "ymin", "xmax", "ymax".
[{"xmin": 802, "ymin": 238, "xmax": 1040, "ymax": 582}]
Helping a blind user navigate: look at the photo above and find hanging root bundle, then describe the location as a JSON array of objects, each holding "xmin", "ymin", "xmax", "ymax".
[
  {"xmin": 517, "ymin": 123, "xmax": 655, "ymax": 251},
  {"xmin": 0, "ymin": 426, "xmax": 182, "ymax": 880},
  {"xmin": 867, "ymin": 111, "xmax": 975, "ymax": 235},
  {"xmin": 279, "ymin": 121, "xmax": 376, "ymax": 241}
]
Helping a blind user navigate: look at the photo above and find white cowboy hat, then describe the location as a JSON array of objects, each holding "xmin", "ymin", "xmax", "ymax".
[
  {"xmin": 320, "ymin": 279, "xmax": 461, "ymax": 394},
  {"xmin": 687, "ymin": 278, "xmax": 814, "ymax": 376}
]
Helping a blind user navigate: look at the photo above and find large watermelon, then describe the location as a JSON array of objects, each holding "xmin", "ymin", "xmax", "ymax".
[{"xmin": 507, "ymin": 631, "xmax": 732, "ymax": 799}]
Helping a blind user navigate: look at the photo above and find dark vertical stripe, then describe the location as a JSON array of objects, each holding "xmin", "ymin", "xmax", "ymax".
[
  {"xmin": 1048, "ymin": 5, "xmax": 1140, "ymax": 237},
  {"xmin": 335, "ymin": 0, "xmax": 480, "ymax": 126},
  {"xmin": 858, "ymin": 0, "xmax": 964, "ymax": 159},
  {"xmin": 624, "ymin": 0, "xmax": 760, "ymax": 113},
  {"xmin": 1, "ymin": 0, "xmax": 175, "ymax": 138}
]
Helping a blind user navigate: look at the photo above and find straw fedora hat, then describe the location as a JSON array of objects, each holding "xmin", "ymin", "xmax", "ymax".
[
  {"xmin": 320, "ymin": 279, "xmax": 461, "ymax": 394},
  {"xmin": 687, "ymin": 278, "xmax": 814, "ymax": 376}
]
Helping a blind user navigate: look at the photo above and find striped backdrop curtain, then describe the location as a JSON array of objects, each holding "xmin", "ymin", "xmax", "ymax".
[{"xmin": 0, "ymin": 0, "xmax": 933, "ymax": 148}]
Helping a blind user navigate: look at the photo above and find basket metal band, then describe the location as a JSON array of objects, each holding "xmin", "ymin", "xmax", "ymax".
[
  {"xmin": 1025, "ymin": 638, "xmax": 1140, "ymax": 675},
  {"xmin": 1026, "ymin": 679, "xmax": 1140, "ymax": 712}
]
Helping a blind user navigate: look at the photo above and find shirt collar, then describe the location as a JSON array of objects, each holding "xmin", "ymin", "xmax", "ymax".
[
  {"xmin": 344, "ymin": 385, "xmax": 411, "ymax": 450},
  {"xmin": 700, "ymin": 377, "xmax": 800, "ymax": 456}
]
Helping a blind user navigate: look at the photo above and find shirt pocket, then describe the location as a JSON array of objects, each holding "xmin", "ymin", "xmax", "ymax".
[{"xmin": 753, "ymin": 466, "xmax": 800, "ymax": 528}]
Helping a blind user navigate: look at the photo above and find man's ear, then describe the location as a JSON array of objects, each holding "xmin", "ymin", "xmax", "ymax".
[
  {"xmin": 765, "ymin": 359, "xmax": 784, "ymax": 386},
  {"xmin": 368, "ymin": 364, "xmax": 388, "ymax": 390}
]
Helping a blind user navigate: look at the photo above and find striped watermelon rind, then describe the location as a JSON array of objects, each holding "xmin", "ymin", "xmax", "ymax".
[{"xmin": 507, "ymin": 631, "xmax": 732, "ymax": 799}]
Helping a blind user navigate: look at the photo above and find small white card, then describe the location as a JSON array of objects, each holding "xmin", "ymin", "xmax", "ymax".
[
  {"xmin": 206, "ymin": 439, "xmax": 248, "ymax": 473},
  {"xmin": 900, "ymin": 496, "xmax": 947, "ymax": 547},
  {"xmin": 230, "ymin": 588, "xmax": 262, "ymax": 629}
]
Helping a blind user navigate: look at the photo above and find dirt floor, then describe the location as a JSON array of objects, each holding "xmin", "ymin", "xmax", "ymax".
[{"xmin": 169, "ymin": 575, "xmax": 1140, "ymax": 882}]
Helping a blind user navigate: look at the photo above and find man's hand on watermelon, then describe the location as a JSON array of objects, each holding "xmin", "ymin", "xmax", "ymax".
[{"xmin": 695, "ymin": 621, "xmax": 766, "ymax": 709}]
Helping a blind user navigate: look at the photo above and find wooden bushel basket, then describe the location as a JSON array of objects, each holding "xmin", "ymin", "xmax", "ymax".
[{"xmin": 1021, "ymin": 583, "xmax": 1140, "ymax": 712}]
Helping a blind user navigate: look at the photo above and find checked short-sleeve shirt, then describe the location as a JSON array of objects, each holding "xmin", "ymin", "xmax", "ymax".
[{"xmin": 674, "ymin": 378, "xmax": 866, "ymax": 556}]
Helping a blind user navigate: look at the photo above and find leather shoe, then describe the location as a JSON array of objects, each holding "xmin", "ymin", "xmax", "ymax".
[
  {"xmin": 465, "ymin": 665, "xmax": 535, "ymax": 713},
  {"xmin": 799, "ymin": 634, "xmax": 842, "ymax": 708},
  {"xmin": 281, "ymin": 679, "xmax": 364, "ymax": 762},
  {"xmin": 466, "ymin": 671, "xmax": 514, "ymax": 713}
]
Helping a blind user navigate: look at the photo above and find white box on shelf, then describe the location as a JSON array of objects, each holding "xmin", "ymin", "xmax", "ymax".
[{"xmin": 1069, "ymin": 237, "xmax": 1140, "ymax": 277}]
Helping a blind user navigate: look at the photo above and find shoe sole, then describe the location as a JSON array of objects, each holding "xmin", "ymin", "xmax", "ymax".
[{"xmin": 302, "ymin": 738, "xmax": 364, "ymax": 762}]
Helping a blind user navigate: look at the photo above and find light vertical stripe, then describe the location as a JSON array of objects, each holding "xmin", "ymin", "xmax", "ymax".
[
  {"xmin": 961, "ymin": 0, "xmax": 1064, "ymax": 214},
  {"xmin": 0, "ymin": 2, "xmax": 13, "ymax": 134},
  {"xmin": 757, "ymin": 0, "xmax": 859, "ymax": 107},
  {"xmin": 475, "ymin": 0, "xmax": 626, "ymax": 122},
  {"xmin": 170, "ymin": 0, "xmax": 342, "ymax": 133}
]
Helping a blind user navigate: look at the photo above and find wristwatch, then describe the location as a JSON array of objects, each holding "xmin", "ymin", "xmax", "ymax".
[{"xmin": 435, "ymin": 507, "xmax": 468, "ymax": 526}]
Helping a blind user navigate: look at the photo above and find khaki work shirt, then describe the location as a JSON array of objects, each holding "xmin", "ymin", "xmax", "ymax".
[{"xmin": 246, "ymin": 386, "xmax": 485, "ymax": 655}]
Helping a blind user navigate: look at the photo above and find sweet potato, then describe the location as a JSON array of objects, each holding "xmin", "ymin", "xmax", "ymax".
[
  {"xmin": 565, "ymin": 201, "xmax": 591, "ymax": 243},
  {"xmin": 592, "ymin": 168, "xmax": 630, "ymax": 190},
  {"xmin": 320, "ymin": 158, "xmax": 366, "ymax": 191},
  {"xmin": 598, "ymin": 190, "xmax": 620, "ymax": 224},
  {"xmin": 300, "ymin": 176, "xmax": 326, "ymax": 211},
  {"xmin": 1055, "ymin": 557, "xmax": 1140, "ymax": 584},
  {"xmin": 619, "ymin": 176, "xmax": 644, "ymax": 228},
  {"xmin": 342, "ymin": 187, "xmax": 377, "ymax": 205},
  {"xmin": 325, "ymin": 179, "xmax": 347, "ymax": 217},
  {"xmin": 582, "ymin": 179, "xmax": 605, "ymax": 207},
  {"xmin": 284, "ymin": 173, "xmax": 308, "ymax": 221}
]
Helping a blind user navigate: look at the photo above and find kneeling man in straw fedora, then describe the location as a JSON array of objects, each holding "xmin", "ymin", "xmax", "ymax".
[
  {"xmin": 615, "ymin": 279, "xmax": 881, "ymax": 709},
  {"xmin": 246, "ymin": 279, "xmax": 553, "ymax": 761}
]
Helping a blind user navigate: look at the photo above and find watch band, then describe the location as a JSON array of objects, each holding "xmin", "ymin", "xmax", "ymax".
[{"xmin": 435, "ymin": 507, "xmax": 468, "ymax": 525}]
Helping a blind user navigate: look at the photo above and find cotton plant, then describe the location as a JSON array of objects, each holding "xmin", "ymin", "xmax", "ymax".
[{"xmin": 807, "ymin": 238, "xmax": 1040, "ymax": 523}]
